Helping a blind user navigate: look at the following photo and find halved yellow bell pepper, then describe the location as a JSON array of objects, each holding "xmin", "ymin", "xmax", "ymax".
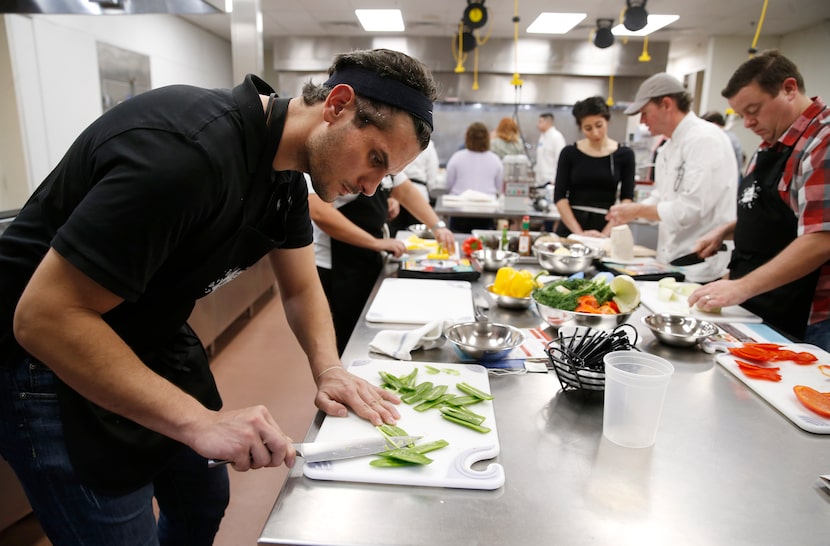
[{"xmin": 507, "ymin": 269, "xmax": 535, "ymax": 298}]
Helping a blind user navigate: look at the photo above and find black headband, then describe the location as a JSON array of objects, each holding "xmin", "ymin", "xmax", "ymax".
[{"xmin": 324, "ymin": 65, "xmax": 433, "ymax": 131}]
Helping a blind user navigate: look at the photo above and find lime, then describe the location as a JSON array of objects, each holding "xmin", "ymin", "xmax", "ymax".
[{"xmin": 610, "ymin": 274, "xmax": 640, "ymax": 313}]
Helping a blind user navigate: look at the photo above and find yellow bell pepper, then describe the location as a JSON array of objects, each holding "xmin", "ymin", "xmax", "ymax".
[
  {"xmin": 493, "ymin": 267, "xmax": 516, "ymax": 295},
  {"xmin": 507, "ymin": 269, "xmax": 535, "ymax": 298}
]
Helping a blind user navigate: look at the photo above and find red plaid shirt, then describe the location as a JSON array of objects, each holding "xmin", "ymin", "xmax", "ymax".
[{"xmin": 747, "ymin": 97, "xmax": 830, "ymax": 324}]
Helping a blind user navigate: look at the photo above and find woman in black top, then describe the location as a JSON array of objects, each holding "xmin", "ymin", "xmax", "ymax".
[{"xmin": 553, "ymin": 96, "xmax": 636, "ymax": 237}]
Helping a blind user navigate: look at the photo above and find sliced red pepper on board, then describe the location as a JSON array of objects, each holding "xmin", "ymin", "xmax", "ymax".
[
  {"xmin": 743, "ymin": 343, "xmax": 783, "ymax": 350},
  {"xmin": 735, "ymin": 360, "xmax": 779, "ymax": 371},
  {"xmin": 736, "ymin": 360, "xmax": 782, "ymax": 382},
  {"xmin": 728, "ymin": 346, "xmax": 775, "ymax": 361},
  {"xmin": 728, "ymin": 344, "xmax": 818, "ymax": 364},
  {"xmin": 793, "ymin": 385, "xmax": 830, "ymax": 418},
  {"xmin": 819, "ymin": 365, "xmax": 830, "ymax": 378},
  {"xmin": 792, "ymin": 351, "xmax": 818, "ymax": 364}
]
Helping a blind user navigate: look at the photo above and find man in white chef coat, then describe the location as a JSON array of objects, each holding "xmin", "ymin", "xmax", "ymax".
[
  {"xmin": 606, "ymin": 73, "xmax": 738, "ymax": 282},
  {"xmin": 535, "ymin": 112, "xmax": 566, "ymax": 187}
]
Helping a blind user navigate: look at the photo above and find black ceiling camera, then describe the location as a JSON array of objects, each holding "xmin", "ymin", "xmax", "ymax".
[
  {"xmin": 624, "ymin": 0, "xmax": 649, "ymax": 32},
  {"xmin": 463, "ymin": 1, "xmax": 488, "ymax": 30},
  {"xmin": 594, "ymin": 19, "xmax": 615, "ymax": 48}
]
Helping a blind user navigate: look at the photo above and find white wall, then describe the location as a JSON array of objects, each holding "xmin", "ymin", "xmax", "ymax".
[
  {"xmin": 663, "ymin": 20, "xmax": 830, "ymax": 169},
  {"xmin": 780, "ymin": 21, "xmax": 830, "ymax": 100},
  {"xmin": 0, "ymin": 19, "xmax": 29, "ymax": 211},
  {"xmin": 3, "ymin": 13, "xmax": 232, "ymax": 204}
]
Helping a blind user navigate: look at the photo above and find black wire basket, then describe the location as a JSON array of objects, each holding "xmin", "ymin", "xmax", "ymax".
[{"xmin": 545, "ymin": 324, "xmax": 639, "ymax": 392}]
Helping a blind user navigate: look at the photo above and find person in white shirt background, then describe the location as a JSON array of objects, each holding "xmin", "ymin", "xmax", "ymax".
[
  {"xmin": 306, "ymin": 173, "xmax": 453, "ymax": 354},
  {"xmin": 535, "ymin": 112, "xmax": 566, "ymax": 187},
  {"xmin": 701, "ymin": 110, "xmax": 746, "ymax": 186},
  {"xmin": 606, "ymin": 72, "xmax": 738, "ymax": 283},
  {"xmin": 388, "ymin": 139, "xmax": 440, "ymax": 235}
]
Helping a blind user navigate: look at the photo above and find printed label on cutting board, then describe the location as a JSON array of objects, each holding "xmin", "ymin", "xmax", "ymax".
[
  {"xmin": 716, "ymin": 343, "xmax": 830, "ymax": 434},
  {"xmin": 638, "ymin": 281, "xmax": 762, "ymax": 323},
  {"xmin": 302, "ymin": 359, "xmax": 504, "ymax": 490},
  {"xmin": 365, "ymin": 278, "xmax": 474, "ymax": 324}
]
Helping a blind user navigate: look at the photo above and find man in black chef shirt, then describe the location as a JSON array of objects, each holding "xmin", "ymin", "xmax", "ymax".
[
  {"xmin": 0, "ymin": 48, "xmax": 437, "ymax": 545},
  {"xmin": 689, "ymin": 50, "xmax": 830, "ymax": 346}
]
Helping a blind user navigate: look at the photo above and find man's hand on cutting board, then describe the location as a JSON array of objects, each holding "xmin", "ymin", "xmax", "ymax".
[{"xmin": 314, "ymin": 367, "xmax": 401, "ymax": 425}]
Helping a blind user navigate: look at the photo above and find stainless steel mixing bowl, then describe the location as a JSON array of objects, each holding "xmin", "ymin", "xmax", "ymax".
[
  {"xmin": 444, "ymin": 321, "xmax": 526, "ymax": 361},
  {"xmin": 535, "ymin": 241, "xmax": 598, "ymax": 274},
  {"xmin": 532, "ymin": 294, "xmax": 634, "ymax": 330},
  {"xmin": 472, "ymin": 249, "xmax": 519, "ymax": 271},
  {"xmin": 407, "ymin": 223, "xmax": 435, "ymax": 239},
  {"xmin": 641, "ymin": 313, "xmax": 718, "ymax": 347},
  {"xmin": 485, "ymin": 284, "xmax": 533, "ymax": 310}
]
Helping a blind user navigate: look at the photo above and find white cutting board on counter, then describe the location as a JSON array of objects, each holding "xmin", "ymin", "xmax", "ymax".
[
  {"xmin": 302, "ymin": 359, "xmax": 504, "ymax": 490},
  {"xmin": 638, "ymin": 281, "xmax": 762, "ymax": 323},
  {"xmin": 365, "ymin": 278, "xmax": 474, "ymax": 324},
  {"xmin": 716, "ymin": 344, "xmax": 830, "ymax": 434}
]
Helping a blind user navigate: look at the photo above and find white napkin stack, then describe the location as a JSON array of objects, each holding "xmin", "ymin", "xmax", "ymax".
[{"xmin": 368, "ymin": 319, "xmax": 449, "ymax": 360}]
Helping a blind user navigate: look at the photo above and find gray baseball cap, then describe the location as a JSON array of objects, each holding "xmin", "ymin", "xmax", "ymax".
[{"xmin": 624, "ymin": 73, "xmax": 686, "ymax": 115}]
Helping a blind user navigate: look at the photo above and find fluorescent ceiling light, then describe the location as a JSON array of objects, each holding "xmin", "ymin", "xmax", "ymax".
[
  {"xmin": 612, "ymin": 14, "xmax": 679, "ymax": 36},
  {"xmin": 527, "ymin": 13, "xmax": 587, "ymax": 34},
  {"xmin": 355, "ymin": 9, "xmax": 405, "ymax": 32}
]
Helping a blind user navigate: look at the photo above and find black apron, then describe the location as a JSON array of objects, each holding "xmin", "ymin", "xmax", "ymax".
[
  {"xmin": 730, "ymin": 142, "xmax": 819, "ymax": 340},
  {"xmin": 328, "ymin": 190, "xmax": 388, "ymax": 354},
  {"xmin": 58, "ymin": 95, "xmax": 292, "ymax": 495}
]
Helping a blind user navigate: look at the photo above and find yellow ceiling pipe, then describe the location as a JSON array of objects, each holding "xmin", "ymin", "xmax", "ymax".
[
  {"xmin": 607, "ymin": 75, "xmax": 615, "ymax": 106},
  {"xmin": 510, "ymin": 0, "xmax": 523, "ymax": 87},
  {"xmin": 638, "ymin": 36, "xmax": 651, "ymax": 62}
]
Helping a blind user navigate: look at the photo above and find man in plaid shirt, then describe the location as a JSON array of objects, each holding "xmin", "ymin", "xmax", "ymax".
[{"xmin": 689, "ymin": 50, "xmax": 830, "ymax": 348}]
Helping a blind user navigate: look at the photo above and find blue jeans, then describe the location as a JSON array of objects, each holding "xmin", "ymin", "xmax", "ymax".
[
  {"xmin": 805, "ymin": 318, "xmax": 830, "ymax": 352},
  {"xmin": 0, "ymin": 355, "xmax": 229, "ymax": 546}
]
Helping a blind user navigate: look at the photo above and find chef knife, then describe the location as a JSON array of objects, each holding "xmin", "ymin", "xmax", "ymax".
[
  {"xmin": 669, "ymin": 244, "xmax": 728, "ymax": 267},
  {"xmin": 207, "ymin": 435, "xmax": 421, "ymax": 467}
]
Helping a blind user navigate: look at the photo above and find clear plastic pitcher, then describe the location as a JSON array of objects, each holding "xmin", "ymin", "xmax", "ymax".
[{"xmin": 602, "ymin": 351, "xmax": 674, "ymax": 448}]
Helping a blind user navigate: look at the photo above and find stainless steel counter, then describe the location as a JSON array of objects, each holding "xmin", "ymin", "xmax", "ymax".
[
  {"xmin": 260, "ymin": 264, "xmax": 830, "ymax": 545},
  {"xmin": 433, "ymin": 195, "xmax": 561, "ymax": 222}
]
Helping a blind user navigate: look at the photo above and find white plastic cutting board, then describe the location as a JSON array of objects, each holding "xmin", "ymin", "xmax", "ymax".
[
  {"xmin": 365, "ymin": 278, "xmax": 474, "ymax": 324},
  {"xmin": 716, "ymin": 343, "xmax": 830, "ymax": 434},
  {"xmin": 638, "ymin": 281, "xmax": 762, "ymax": 323},
  {"xmin": 302, "ymin": 359, "xmax": 504, "ymax": 490}
]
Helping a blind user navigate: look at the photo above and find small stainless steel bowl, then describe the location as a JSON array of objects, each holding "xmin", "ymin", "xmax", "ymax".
[
  {"xmin": 472, "ymin": 249, "xmax": 519, "ymax": 271},
  {"xmin": 444, "ymin": 321, "xmax": 526, "ymax": 361},
  {"xmin": 407, "ymin": 223, "xmax": 435, "ymax": 239},
  {"xmin": 532, "ymin": 294, "xmax": 633, "ymax": 330},
  {"xmin": 642, "ymin": 314, "xmax": 718, "ymax": 347},
  {"xmin": 535, "ymin": 242, "xmax": 597, "ymax": 274},
  {"xmin": 485, "ymin": 284, "xmax": 532, "ymax": 310}
]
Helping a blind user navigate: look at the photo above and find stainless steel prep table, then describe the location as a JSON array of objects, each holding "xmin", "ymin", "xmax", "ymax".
[{"xmin": 260, "ymin": 262, "xmax": 830, "ymax": 546}]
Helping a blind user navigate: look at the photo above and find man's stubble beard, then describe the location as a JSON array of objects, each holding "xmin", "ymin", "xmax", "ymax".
[{"xmin": 307, "ymin": 122, "xmax": 349, "ymax": 203}]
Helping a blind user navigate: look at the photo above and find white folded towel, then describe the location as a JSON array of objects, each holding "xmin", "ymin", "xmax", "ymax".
[
  {"xmin": 442, "ymin": 190, "xmax": 498, "ymax": 208},
  {"xmin": 368, "ymin": 319, "xmax": 448, "ymax": 360}
]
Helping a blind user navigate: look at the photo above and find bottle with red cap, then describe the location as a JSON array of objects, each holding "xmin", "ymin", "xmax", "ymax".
[{"xmin": 518, "ymin": 215, "xmax": 532, "ymax": 256}]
